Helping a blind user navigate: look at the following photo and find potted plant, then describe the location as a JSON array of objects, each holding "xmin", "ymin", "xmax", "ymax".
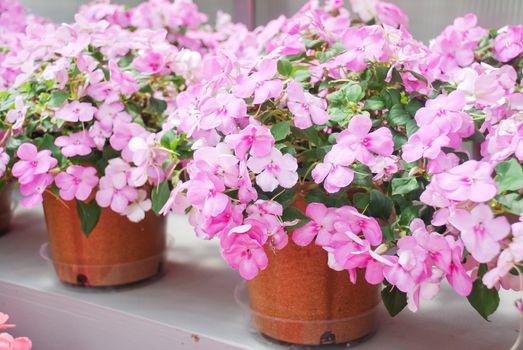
[
  {"xmin": 155, "ymin": 0, "xmax": 406, "ymax": 345},
  {"xmin": 0, "ymin": 6, "xmax": 201, "ymax": 287},
  {"xmin": 0, "ymin": 0, "xmax": 45, "ymax": 236},
  {"xmin": 159, "ymin": 0, "xmax": 523, "ymax": 346}
]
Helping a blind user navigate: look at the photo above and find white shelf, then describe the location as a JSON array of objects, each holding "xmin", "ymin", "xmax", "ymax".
[{"xmin": 0, "ymin": 207, "xmax": 520, "ymax": 350}]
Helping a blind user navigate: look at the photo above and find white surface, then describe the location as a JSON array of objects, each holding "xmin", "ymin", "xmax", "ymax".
[{"xmin": 0, "ymin": 207, "xmax": 521, "ymax": 350}]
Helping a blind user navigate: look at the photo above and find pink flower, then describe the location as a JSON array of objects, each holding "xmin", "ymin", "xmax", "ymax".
[
  {"xmin": 221, "ymin": 221, "xmax": 268, "ymax": 280},
  {"xmin": 12, "ymin": 143, "xmax": 57, "ymax": 185},
  {"xmin": 0, "ymin": 333, "xmax": 32, "ymax": 350},
  {"xmin": 191, "ymin": 202, "xmax": 244, "ymax": 240},
  {"xmin": 199, "ymin": 93, "xmax": 247, "ymax": 131},
  {"xmin": 224, "ymin": 125, "xmax": 274, "ymax": 160},
  {"xmin": 109, "ymin": 60, "xmax": 138, "ymax": 95},
  {"xmin": 233, "ymin": 59, "xmax": 283, "ymax": 104},
  {"xmin": 133, "ymin": 50, "xmax": 166, "ymax": 75},
  {"xmin": 246, "ymin": 148, "xmax": 298, "ymax": 192},
  {"xmin": 483, "ymin": 222, "xmax": 523, "ymax": 289},
  {"xmin": 187, "ymin": 174, "xmax": 229, "ymax": 217},
  {"xmin": 349, "ymin": 0, "xmax": 377, "ymax": 22},
  {"xmin": 55, "ymin": 130, "xmax": 95, "ymax": 157},
  {"xmin": 312, "ymin": 144, "xmax": 355, "ymax": 193},
  {"xmin": 6, "ymin": 96, "xmax": 27, "ymax": 129},
  {"xmin": 0, "ymin": 148, "xmax": 9, "ymax": 178},
  {"xmin": 55, "ymin": 101, "xmax": 97, "ymax": 122},
  {"xmin": 446, "ymin": 237, "xmax": 473, "ymax": 297},
  {"xmin": 124, "ymin": 189, "xmax": 152, "ymax": 222},
  {"xmin": 493, "ymin": 26, "xmax": 523, "ymax": 63},
  {"xmin": 414, "ymin": 91, "xmax": 471, "ymax": 136},
  {"xmin": 293, "ymin": 203, "xmax": 337, "ymax": 246},
  {"xmin": 376, "ymin": 2, "xmax": 408, "ymax": 28},
  {"xmin": 95, "ymin": 159, "xmax": 137, "ymax": 214},
  {"xmin": 336, "ymin": 206, "xmax": 383, "ymax": 246},
  {"xmin": 19, "ymin": 173, "xmax": 54, "ymax": 207},
  {"xmin": 160, "ymin": 182, "xmax": 190, "ymax": 216},
  {"xmin": 402, "ymin": 127, "xmax": 450, "ymax": 163},
  {"xmin": 287, "ymin": 81, "xmax": 329, "ymax": 129},
  {"xmin": 340, "ymin": 26, "xmax": 387, "ymax": 72},
  {"xmin": 0, "ymin": 313, "xmax": 15, "ymax": 330},
  {"xmin": 55, "ymin": 166, "xmax": 99, "ymax": 201},
  {"xmin": 190, "ymin": 143, "xmax": 239, "ymax": 188},
  {"xmin": 368, "ymin": 155, "xmax": 400, "ymax": 181},
  {"xmin": 433, "ymin": 160, "xmax": 497, "ymax": 202},
  {"xmin": 337, "ymin": 114, "xmax": 394, "ymax": 165},
  {"xmin": 127, "ymin": 135, "xmax": 169, "ymax": 186},
  {"xmin": 449, "ymin": 204, "xmax": 511, "ymax": 263}
]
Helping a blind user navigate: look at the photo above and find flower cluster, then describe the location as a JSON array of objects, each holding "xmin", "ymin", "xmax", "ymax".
[
  {"xmin": 0, "ymin": 312, "xmax": 32, "ymax": 350},
  {"xmin": 0, "ymin": 0, "xmax": 215, "ymax": 233},
  {"xmin": 156, "ymin": 0, "xmax": 523, "ymax": 319}
]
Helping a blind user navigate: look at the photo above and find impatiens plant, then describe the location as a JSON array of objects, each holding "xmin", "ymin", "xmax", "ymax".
[
  {"xmin": 0, "ymin": 312, "xmax": 32, "ymax": 350},
  {"xmin": 0, "ymin": 6, "xmax": 200, "ymax": 235},
  {"xmin": 159, "ymin": 0, "xmax": 523, "ymax": 321}
]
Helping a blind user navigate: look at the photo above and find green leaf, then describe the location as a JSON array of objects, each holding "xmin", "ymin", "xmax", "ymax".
[
  {"xmin": 380, "ymin": 224, "xmax": 394, "ymax": 241},
  {"xmin": 271, "ymin": 121, "xmax": 291, "ymax": 141},
  {"xmin": 388, "ymin": 104, "xmax": 411, "ymax": 126},
  {"xmin": 467, "ymin": 279, "xmax": 500, "ymax": 321},
  {"xmin": 363, "ymin": 97, "xmax": 385, "ymax": 111},
  {"xmin": 366, "ymin": 189, "xmax": 393, "ymax": 221},
  {"xmin": 150, "ymin": 97, "xmax": 167, "ymax": 114},
  {"xmin": 391, "ymin": 177, "xmax": 419, "ymax": 195},
  {"xmin": 398, "ymin": 206, "xmax": 420, "ymax": 228},
  {"xmin": 382, "ymin": 285, "xmax": 407, "ymax": 317},
  {"xmin": 405, "ymin": 120, "xmax": 419, "ymax": 137},
  {"xmin": 277, "ymin": 59, "xmax": 293, "ymax": 77},
  {"xmin": 48, "ymin": 91, "xmax": 69, "ymax": 107},
  {"xmin": 498, "ymin": 193, "xmax": 523, "ymax": 215},
  {"xmin": 274, "ymin": 185, "xmax": 297, "ymax": 209},
  {"xmin": 326, "ymin": 84, "xmax": 363, "ymax": 123},
  {"xmin": 405, "ymin": 98, "xmax": 423, "ymax": 116},
  {"xmin": 352, "ymin": 192, "xmax": 370, "ymax": 210},
  {"xmin": 76, "ymin": 199, "xmax": 102, "ymax": 237},
  {"xmin": 151, "ymin": 181, "xmax": 171, "ymax": 214},
  {"xmin": 495, "ymin": 158, "xmax": 523, "ymax": 192},
  {"xmin": 282, "ymin": 207, "xmax": 311, "ymax": 230}
]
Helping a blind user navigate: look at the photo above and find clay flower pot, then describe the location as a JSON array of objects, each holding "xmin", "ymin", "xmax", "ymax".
[
  {"xmin": 247, "ymin": 194, "xmax": 380, "ymax": 346},
  {"xmin": 0, "ymin": 186, "xmax": 13, "ymax": 236},
  {"xmin": 42, "ymin": 192, "xmax": 167, "ymax": 287}
]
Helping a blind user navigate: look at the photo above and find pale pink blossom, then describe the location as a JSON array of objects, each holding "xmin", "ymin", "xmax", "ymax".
[
  {"xmin": 124, "ymin": 189, "xmax": 152, "ymax": 222},
  {"xmin": 221, "ymin": 221, "xmax": 268, "ymax": 280},
  {"xmin": 233, "ymin": 59, "xmax": 283, "ymax": 104},
  {"xmin": 432, "ymin": 160, "xmax": 497, "ymax": 202},
  {"xmin": 246, "ymin": 148, "xmax": 298, "ymax": 192},
  {"xmin": 312, "ymin": 144, "xmax": 355, "ymax": 193},
  {"xmin": 224, "ymin": 125, "xmax": 274, "ymax": 160},
  {"xmin": 12, "ymin": 143, "xmax": 57, "ymax": 185},
  {"xmin": 55, "ymin": 101, "xmax": 97, "ymax": 122},
  {"xmin": 55, "ymin": 165, "xmax": 99, "ymax": 201},
  {"xmin": 449, "ymin": 204, "xmax": 511, "ymax": 263},
  {"xmin": 293, "ymin": 203, "xmax": 337, "ymax": 246},
  {"xmin": 55, "ymin": 130, "xmax": 95, "ymax": 157},
  {"xmin": 337, "ymin": 114, "xmax": 394, "ymax": 165},
  {"xmin": 287, "ymin": 81, "xmax": 329, "ymax": 129},
  {"xmin": 493, "ymin": 26, "xmax": 523, "ymax": 63}
]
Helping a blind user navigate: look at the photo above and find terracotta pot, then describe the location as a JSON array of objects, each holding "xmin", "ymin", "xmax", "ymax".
[
  {"xmin": 42, "ymin": 192, "xmax": 166, "ymax": 287},
  {"xmin": 247, "ymin": 192, "xmax": 380, "ymax": 346},
  {"xmin": 0, "ymin": 185, "xmax": 12, "ymax": 236}
]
